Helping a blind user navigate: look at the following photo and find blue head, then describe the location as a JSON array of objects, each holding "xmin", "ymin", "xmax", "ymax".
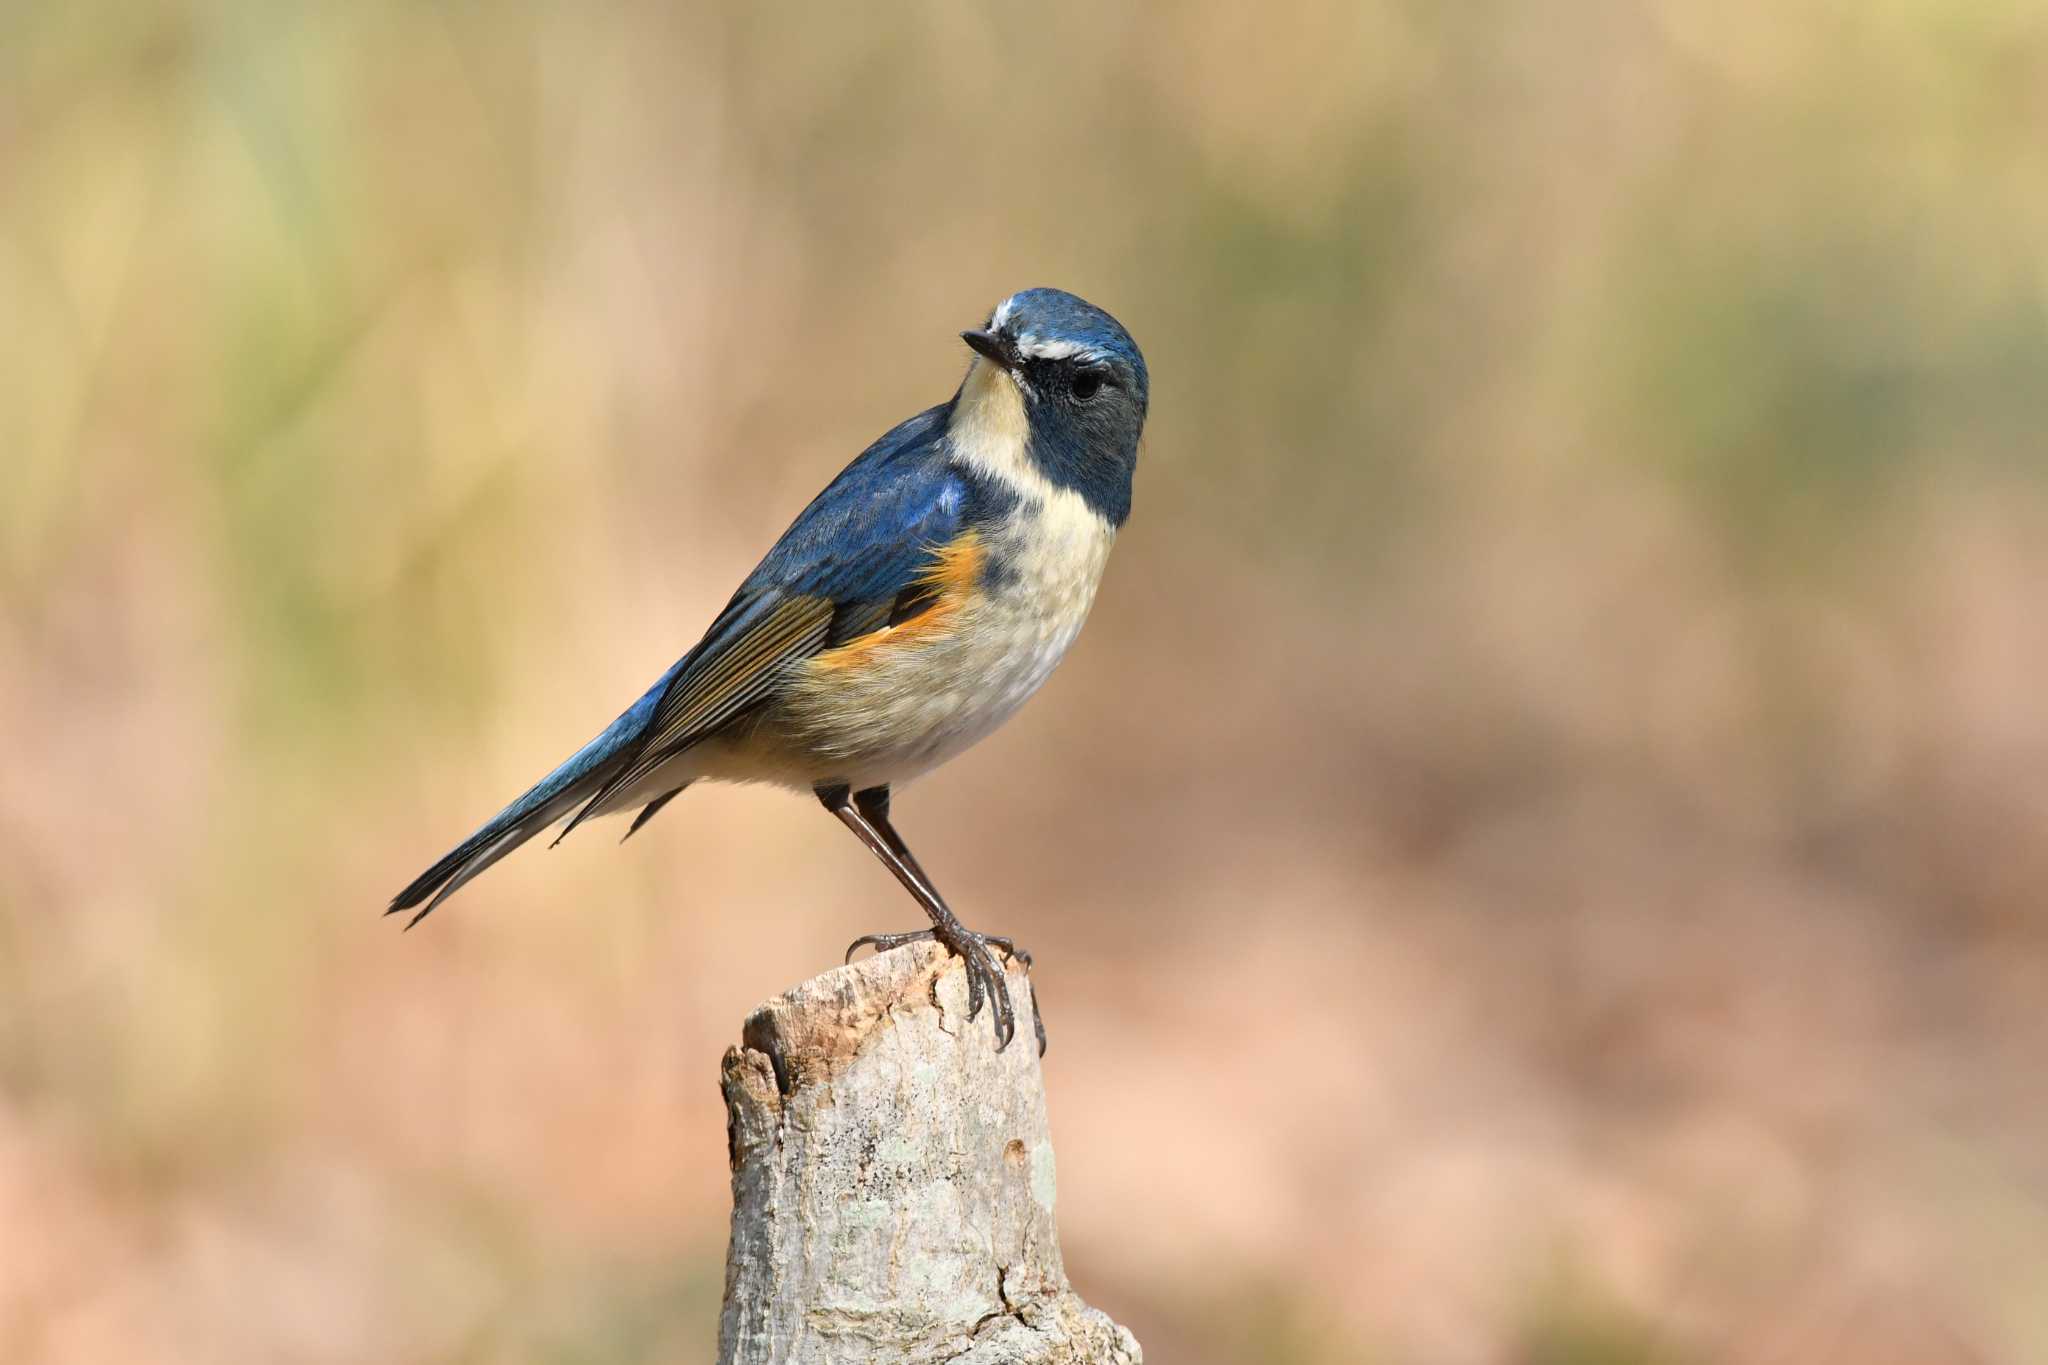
[{"xmin": 954, "ymin": 288, "xmax": 1148, "ymax": 526}]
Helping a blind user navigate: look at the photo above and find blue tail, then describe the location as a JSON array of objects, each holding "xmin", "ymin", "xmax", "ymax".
[{"xmin": 387, "ymin": 662, "xmax": 683, "ymax": 928}]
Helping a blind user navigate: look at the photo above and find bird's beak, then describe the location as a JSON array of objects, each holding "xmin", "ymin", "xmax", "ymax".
[{"xmin": 961, "ymin": 329, "xmax": 1018, "ymax": 371}]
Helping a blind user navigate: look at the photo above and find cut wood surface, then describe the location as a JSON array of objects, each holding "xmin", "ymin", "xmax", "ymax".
[{"xmin": 716, "ymin": 941, "xmax": 1140, "ymax": 1365}]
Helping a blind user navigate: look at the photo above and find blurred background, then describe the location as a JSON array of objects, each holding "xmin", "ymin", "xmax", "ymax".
[{"xmin": 4, "ymin": 2, "xmax": 2046, "ymax": 1361}]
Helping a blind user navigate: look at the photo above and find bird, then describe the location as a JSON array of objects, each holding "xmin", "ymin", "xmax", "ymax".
[{"xmin": 389, "ymin": 287, "xmax": 1148, "ymax": 1051}]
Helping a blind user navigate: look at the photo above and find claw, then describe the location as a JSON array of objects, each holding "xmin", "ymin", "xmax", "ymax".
[
  {"xmin": 843, "ymin": 930, "xmax": 927, "ymax": 964},
  {"xmin": 955, "ymin": 938, "xmax": 1013, "ymax": 1047},
  {"xmin": 840, "ymin": 925, "xmax": 1030, "ymax": 1049},
  {"xmin": 979, "ymin": 935, "xmax": 1033, "ymax": 969}
]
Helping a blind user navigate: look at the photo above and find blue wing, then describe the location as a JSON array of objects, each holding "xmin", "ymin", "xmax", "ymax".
[
  {"xmin": 563, "ymin": 404, "xmax": 987, "ymax": 820},
  {"xmin": 390, "ymin": 403, "xmax": 989, "ymax": 924},
  {"xmin": 742, "ymin": 406, "xmax": 967, "ymax": 600}
]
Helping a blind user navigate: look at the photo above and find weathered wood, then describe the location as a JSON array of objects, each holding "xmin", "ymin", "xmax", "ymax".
[{"xmin": 716, "ymin": 941, "xmax": 1140, "ymax": 1365}]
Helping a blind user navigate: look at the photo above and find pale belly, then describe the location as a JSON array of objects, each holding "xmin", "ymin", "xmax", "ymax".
[{"xmin": 697, "ymin": 505, "xmax": 1115, "ymax": 792}]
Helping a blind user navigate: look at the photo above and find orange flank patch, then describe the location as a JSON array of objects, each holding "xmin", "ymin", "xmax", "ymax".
[{"xmin": 811, "ymin": 532, "xmax": 984, "ymax": 670}]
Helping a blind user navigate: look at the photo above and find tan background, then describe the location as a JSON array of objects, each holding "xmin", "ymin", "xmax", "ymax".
[{"xmin": 4, "ymin": 3, "xmax": 2047, "ymax": 1362}]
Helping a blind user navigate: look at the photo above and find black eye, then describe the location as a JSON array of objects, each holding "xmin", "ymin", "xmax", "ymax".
[{"xmin": 1071, "ymin": 369, "xmax": 1104, "ymax": 402}]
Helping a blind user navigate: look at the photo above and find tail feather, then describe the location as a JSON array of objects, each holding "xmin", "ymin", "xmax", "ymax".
[
  {"xmin": 387, "ymin": 790, "xmax": 583, "ymax": 929},
  {"xmin": 621, "ymin": 786, "xmax": 688, "ymax": 843},
  {"xmin": 388, "ymin": 658, "xmax": 693, "ymax": 925},
  {"xmin": 389, "ymin": 740, "xmax": 642, "ymax": 927}
]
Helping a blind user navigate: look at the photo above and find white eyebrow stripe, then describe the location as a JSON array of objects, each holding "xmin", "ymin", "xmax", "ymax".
[
  {"xmin": 992, "ymin": 294, "xmax": 1019, "ymax": 329},
  {"xmin": 1015, "ymin": 337, "xmax": 1104, "ymax": 363}
]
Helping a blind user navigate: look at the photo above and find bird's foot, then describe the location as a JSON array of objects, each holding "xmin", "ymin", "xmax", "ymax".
[
  {"xmin": 844, "ymin": 926, "xmax": 1044, "ymax": 1054},
  {"xmin": 845, "ymin": 927, "xmax": 1032, "ymax": 969}
]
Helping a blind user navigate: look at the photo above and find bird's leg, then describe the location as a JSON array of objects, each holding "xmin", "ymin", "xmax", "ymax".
[
  {"xmin": 850, "ymin": 786, "xmax": 1032, "ymax": 967},
  {"xmin": 815, "ymin": 783, "xmax": 1023, "ymax": 1051},
  {"xmin": 841, "ymin": 785, "xmax": 1045, "ymax": 1055}
]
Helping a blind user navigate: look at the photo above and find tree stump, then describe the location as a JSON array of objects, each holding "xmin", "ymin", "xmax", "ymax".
[{"xmin": 716, "ymin": 941, "xmax": 1140, "ymax": 1365}]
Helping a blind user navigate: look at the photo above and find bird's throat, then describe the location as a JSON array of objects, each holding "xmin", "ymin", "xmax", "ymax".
[{"xmin": 947, "ymin": 358, "xmax": 1038, "ymax": 495}]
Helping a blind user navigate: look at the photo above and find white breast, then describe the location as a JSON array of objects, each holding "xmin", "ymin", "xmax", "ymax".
[{"xmin": 946, "ymin": 488, "xmax": 1116, "ymax": 746}]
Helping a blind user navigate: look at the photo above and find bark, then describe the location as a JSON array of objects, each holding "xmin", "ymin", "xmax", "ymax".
[{"xmin": 716, "ymin": 941, "xmax": 1140, "ymax": 1365}]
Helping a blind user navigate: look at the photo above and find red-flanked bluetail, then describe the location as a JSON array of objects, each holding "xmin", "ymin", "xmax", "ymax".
[{"xmin": 390, "ymin": 289, "xmax": 1149, "ymax": 1052}]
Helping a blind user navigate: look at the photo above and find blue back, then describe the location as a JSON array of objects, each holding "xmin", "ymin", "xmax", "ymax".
[{"xmin": 733, "ymin": 406, "xmax": 1009, "ymax": 608}]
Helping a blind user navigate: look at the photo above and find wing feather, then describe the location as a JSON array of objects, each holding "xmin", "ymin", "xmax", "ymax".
[
  {"xmin": 637, "ymin": 594, "xmax": 835, "ymax": 754},
  {"xmin": 553, "ymin": 593, "xmax": 834, "ymax": 842}
]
